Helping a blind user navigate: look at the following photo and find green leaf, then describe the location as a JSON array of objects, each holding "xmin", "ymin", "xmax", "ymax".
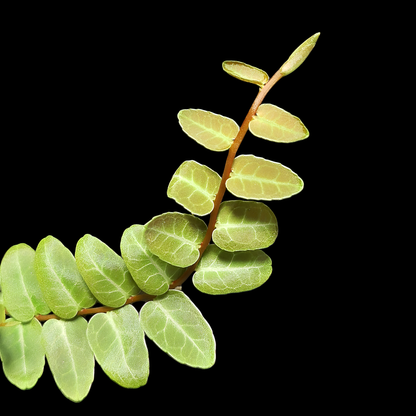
[
  {"xmin": 280, "ymin": 32, "xmax": 320, "ymax": 76},
  {"xmin": 194, "ymin": 245, "xmax": 272, "ymax": 295},
  {"xmin": 42, "ymin": 317, "xmax": 94, "ymax": 403},
  {"xmin": 249, "ymin": 103, "xmax": 309, "ymax": 143},
  {"xmin": 140, "ymin": 290, "xmax": 216, "ymax": 369},
  {"xmin": 222, "ymin": 61, "xmax": 269, "ymax": 87},
  {"xmin": 87, "ymin": 305, "xmax": 149, "ymax": 389},
  {"xmin": 0, "ymin": 318, "xmax": 45, "ymax": 390},
  {"xmin": 0, "ymin": 244, "xmax": 50, "ymax": 322},
  {"xmin": 35, "ymin": 236, "xmax": 96, "ymax": 319},
  {"xmin": 212, "ymin": 200, "xmax": 278, "ymax": 252},
  {"xmin": 75, "ymin": 234, "xmax": 140, "ymax": 308},
  {"xmin": 0, "ymin": 292, "xmax": 5, "ymax": 325},
  {"xmin": 178, "ymin": 109, "xmax": 239, "ymax": 152},
  {"xmin": 121, "ymin": 224, "xmax": 184, "ymax": 296},
  {"xmin": 145, "ymin": 212, "xmax": 207, "ymax": 268},
  {"xmin": 226, "ymin": 154, "xmax": 304, "ymax": 200},
  {"xmin": 167, "ymin": 160, "xmax": 221, "ymax": 216}
]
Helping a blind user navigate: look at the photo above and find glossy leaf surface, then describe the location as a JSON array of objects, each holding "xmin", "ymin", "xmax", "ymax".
[
  {"xmin": 0, "ymin": 244, "xmax": 50, "ymax": 322},
  {"xmin": 222, "ymin": 61, "xmax": 269, "ymax": 87},
  {"xmin": 249, "ymin": 103, "xmax": 309, "ymax": 143},
  {"xmin": 75, "ymin": 234, "xmax": 140, "ymax": 308},
  {"xmin": 87, "ymin": 305, "xmax": 149, "ymax": 389},
  {"xmin": 178, "ymin": 109, "xmax": 239, "ymax": 151},
  {"xmin": 42, "ymin": 317, "xmax": 94, "ymax": 403},
  {"xmin": 280, "ymin": 32, "xmax": 320, "ymax": 76},
  {"xmin": 0, "ymin": 318, "xmax": 44, "ymax": 390},
  {"xmin": 121, "ymin": 225, "xmax": 184, "ymax": 296},
  {"xmin": 194, "ymin": 245, "xmax": 272, "ymax": 295},
  {"xmin": 145, "ymin": 213, "xmax": 207, "ymax": 268},
  {"xmin": 35, "ymin": 236, "xmax": 96, "ymax": 319},
  {"xmin": 212, "ymin": 200, "xmax": 278, "ymax": 252},
  {"xmin": 140, "ymin": 290, "xmax": 215, "ymax": 369},
  {"xmin": 226, "ymin": 154, "xmax": 304, "ymax": 200},
  {"xmin": 167, "ymin": 160, "xmax": 221, "ymax": 216}
]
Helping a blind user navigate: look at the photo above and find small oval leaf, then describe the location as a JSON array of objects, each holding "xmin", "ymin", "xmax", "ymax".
[
  {"xmin": 212, "ymin": 200, "xmax": 278, "ymax": 252},
  {"xmin": 35, "ymin": 236, "xmax": 96, "ymax": 319},
  {"xmin": 87, "ymin": 305, "xmax": 149, "ymax": 389},
  {"xmin": 222, "ymin": 61, "xmax": 269, "ymax": 87},
  {"xmin": 140, "ymin": 290, "xmax": 216, "ymax": 369},
  {"xmin": 178, "ymin": 109, "xmax": 239, "ymax": 151},
  {"xmin": 194, "ymin": 245, "xmax": 272, "ymax": 295},
  {"xmin": 145, "ymin": 213, "xmax": 207, "ymax": 268},
  {"xmin": 42, "ymin": 317, "xmax": 94, "ymax": 403},
  {"xmin": 167, "ymin": 160, "xmax": 221, "ymax": 216},
  {"xmin": 121, "ymin": 224, "xmax": 184, "ymax": 296},
  {"xmin": 280, "ymin": 32, "xmax": 320, "ymax": 76},
  {"xmin": 249, "ymin": 103, "xmax": 309, "ymax": 143},
  {"xmin": 226, "ymin": 154, "xmax": 304, "ymax": 200},
  {"xmin": 0, "ymin": 318, "xmax": 45, "ymax": 390},
  {"xmin": 0, "ymin": 244, "xmax": 50, "ymax": 322},
  {"xmin": 75, "ymin": 234, "xmax": 140, "ymax": 308}
]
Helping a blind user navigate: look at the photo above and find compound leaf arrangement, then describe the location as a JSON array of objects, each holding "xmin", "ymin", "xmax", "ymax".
[{"xmin": 0, "ymin": 33, "xmax": 320, "ymax": 402}]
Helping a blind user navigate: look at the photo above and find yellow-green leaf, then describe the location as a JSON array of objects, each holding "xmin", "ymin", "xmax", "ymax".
[
  {"xmin": 167, "ymin": 160, "xmax": 221, "ymax": 216},
  {"xmin": 178, "ymin": 109, "xmax": 239, "ymax": 152},
  {"xmin": 226, "ymin": 154, "xmax": 304, "ymax": 200},
  {"xmin": 222, "ymin": 61, "xmax": 269, "ymax": 87},
  {"xmin": 280, "ymin": 32, "xmax": 320, "ymax": 76},
  {"xmin": 249, "ymin": 103, "xmax": 309, "ymax": 143}
]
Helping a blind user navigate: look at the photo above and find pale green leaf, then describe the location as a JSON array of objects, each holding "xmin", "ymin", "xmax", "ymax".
[
  {"xmin": 280, "ymin": 32, "xmax": 320, "ymax": 76},
  {"xmin": 167, "ymin": 160, "xmax": 221, "ymax": 216},
  {"xmin": 0, "ymin": 244, "xmax": 50, "ymax": 322},
  {"xmin": 212, "ymin": 200, "xmax": 278, "ymax": 252},
  {"xmin": 42, "ymin": 317, "xmax": 94, "ymax": 403},
  {"xmin": 87, "ymin": 305, "xmax": 149, "ymax": 389},
  {"xmin": 0, "ymin": 318, "xmax": 45, "ymax": 390},
  {"xmin": 35, "ymin": 236, "xmax": 96, "ymax": 319},
  {"xmin": 194, "ymin": 245, "xmax": 272, "ymax": 295},
  {"xmin": 226, "ymin": 154, "xmax": 304, "ymax": 200},
  {"xmin": 249, "ymin": 103, "xmax": 309, "ymax": 143},
  {"xmin": 222, "ymin": 61, "xmax": 269, "ymax": 87},
  {"xmin": 0, "ymin": 292, "xmax": 5, "ymax": 324},
  {"xmin": 121, "ymin": 224, "xmax": 184, "ymax": 296},
  {"xmin": 178, "ymin": 109, "xmax": 239, "ymax": 151},
  {"xmin": 75, "ymin": 234, "xmax": 140, "ymax": 308},
  {"xmin": 145, "ymin": 212, "xmax": 207, "ymax": 268},
  {"xmin": 140, "ymin": 290, "xmax": 216, "ymax": 369}
]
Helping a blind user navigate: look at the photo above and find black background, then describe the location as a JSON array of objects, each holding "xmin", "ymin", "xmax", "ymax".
[{"xmin": 1, "ymin": 5, "xmax": 349, "ymax": 411}]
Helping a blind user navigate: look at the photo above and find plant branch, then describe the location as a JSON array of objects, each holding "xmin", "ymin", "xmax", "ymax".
[{"xmin": 28, "ymin": 68, "xmax": 284, "ymax": 323}]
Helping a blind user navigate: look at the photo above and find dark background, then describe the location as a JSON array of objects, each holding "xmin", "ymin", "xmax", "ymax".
[{"xmin": 1, "ymin": 5, "xmax": 351, "ymax": 411}]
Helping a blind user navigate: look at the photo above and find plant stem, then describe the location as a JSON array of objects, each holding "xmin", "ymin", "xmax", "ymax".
[{"xmin": 29, "ymin": 68, "xmax": 284, "ymax": 323}]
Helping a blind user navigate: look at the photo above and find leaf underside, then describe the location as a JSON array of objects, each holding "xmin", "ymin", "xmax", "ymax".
[
  {"xmin": 226, "ymin": 154, "xmax": 304, "ymax": 200},
  {"xmin": 140, "ymin": 290, "xmax": 216, "ymax": 369},
  {"xmin": 178, "ymin": 109, "xmax": 239, "ymax": 151},
  {"xmin": 222, "ymin": 60, "xmax": 269, "ymax": 87}
]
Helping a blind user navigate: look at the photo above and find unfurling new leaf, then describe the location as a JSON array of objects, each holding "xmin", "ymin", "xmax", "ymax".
[
  {"xmin": 140, "ymin": 290, "xmax": 216, "ymax": 369},
  {"xmin": 193, "ymin": 245, "xmax": 272, "ymax": 295},
  {"xmin": 280, "ymin": 32, "xmax": 320, "ymax": 76},
  {"xmin": 178, "ymin": 109, "xmax": 239, "ymax": 151},
  {"xmin": 226, "ymin": 154, "xmax": 304, "ymax": 200}
]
